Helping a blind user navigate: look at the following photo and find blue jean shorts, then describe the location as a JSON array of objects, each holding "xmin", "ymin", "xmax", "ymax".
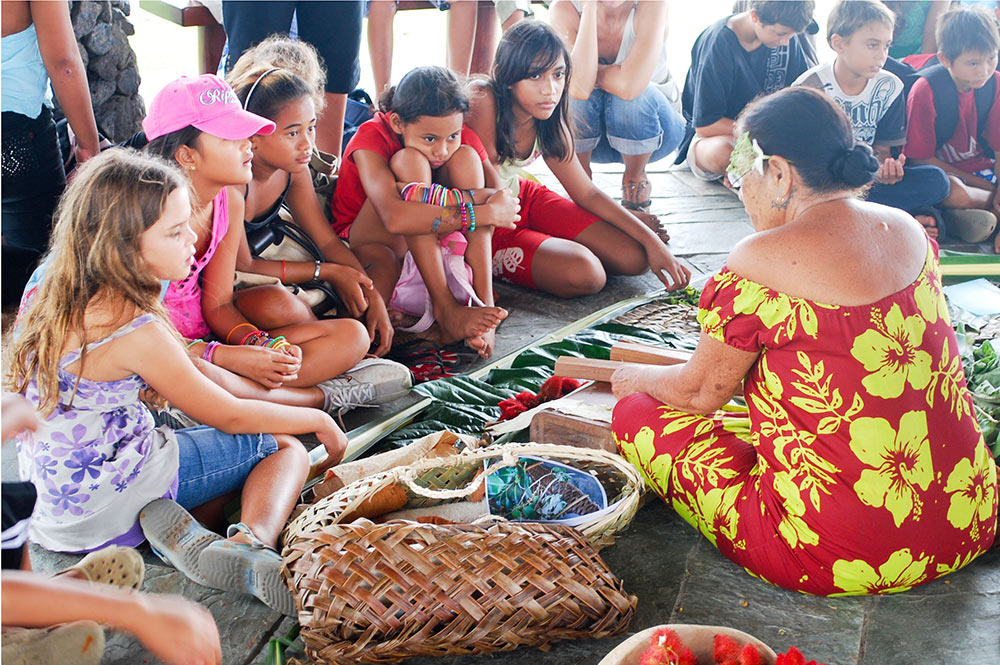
[
  {"xmin": 571, "ymin": 85, "xmax": 686, "ymax": 165},
  {"xmin": 174, "ymin": 426, "xmax": 278, "ymax": 510}
]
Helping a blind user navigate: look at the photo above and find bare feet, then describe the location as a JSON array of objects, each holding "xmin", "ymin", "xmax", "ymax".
[
  {"xmin": 633, "ymin": 209, "xmax": 670, "ymax": 243},
  {"xmin": 915, "ymin": 214, "xmax": 940, "ymax": 240},
  {"xmin": 435, "ymin": 303, "xmax": 507, "ymax": 346},
  {"xmin": 466, "ymin": 327, "xmax": 497, "ymax": 359}
]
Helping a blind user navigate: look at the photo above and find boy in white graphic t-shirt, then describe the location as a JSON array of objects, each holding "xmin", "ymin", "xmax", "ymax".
[{"xmin": 795, "ymin": 0, "xmax": 950, "ymax": 238}]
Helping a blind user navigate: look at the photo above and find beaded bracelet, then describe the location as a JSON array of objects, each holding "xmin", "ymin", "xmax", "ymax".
[
  {"xmin": 202, "ymin": 341, "xmax": 221, "ymax": 363},
  {"xmin": 459, "ymin": 201, "xmax": 469, "ymax": 232},
  {"xmin": 240, "ymin": 329, "xmax": 271, "ymax": 346},
  {"xmin": 226, "ymin": 322, "xmax": 256, "ymax": 344},
  {"xmin": 466, "ymin": 202, "xmax": 476, "ymax": 232}
]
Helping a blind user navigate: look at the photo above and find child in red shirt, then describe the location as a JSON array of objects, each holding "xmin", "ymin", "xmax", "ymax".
[
  {"xmin": 905, "ymin": 6, "xmax": 1000, "ymax": 249},
  {"xmin": 331, "ymin": 66, "xmax": 519, "ymax": 357}
]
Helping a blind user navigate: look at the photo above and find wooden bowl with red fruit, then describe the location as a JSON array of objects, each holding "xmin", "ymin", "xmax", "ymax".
[{"xmin": 598, "ymin": 624, "xmax": 777, "ymax": 665}]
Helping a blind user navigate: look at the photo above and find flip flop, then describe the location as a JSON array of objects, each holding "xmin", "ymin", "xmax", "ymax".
[{"xmin": 139, "ymin": 498, "xmax": 222, "ymax": 587}]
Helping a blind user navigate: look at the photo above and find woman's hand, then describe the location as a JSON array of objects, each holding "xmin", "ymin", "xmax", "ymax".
[
  {"xmin": 365, "ymin": 291, "xmax": 395, "ymax": 357},
  {"xmin": 611, "ymin": 364, "xmax": 654, "ymax": 400},
  {"xmin": 322, "ymin": 263, "xmax": 375, "ymax": 318},
  {"xmin": 133, "ymin": 595, "xmax": 222, "ymax": 665},
  {"xmin": 483, "ymin": 189, "xmax": 520, "ymax": 230},
  {"xmin": 315, "ymin": 415, "xmax": 348, "ymax": 466},
  {"xmin": 211, "ymin": 344, "xmax": 301, "ymax": 389},
  {"xmin": 644, "ymin": 240, "xmax": 691, "ymax": 291}
]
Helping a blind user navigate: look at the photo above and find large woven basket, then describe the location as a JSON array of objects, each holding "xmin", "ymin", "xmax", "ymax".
[
  {"xmin": 284, "ymin": 518, "xmax": 637, "ymax": 664},
  {"xmin": 283, "ymin": 441, "xmax": 646, "ymax": 547}
]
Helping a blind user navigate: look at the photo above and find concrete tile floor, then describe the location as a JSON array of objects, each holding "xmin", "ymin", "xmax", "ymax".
[{"xmin": 6, "ymin": 162, "xmax": 998, "ymax": 665}]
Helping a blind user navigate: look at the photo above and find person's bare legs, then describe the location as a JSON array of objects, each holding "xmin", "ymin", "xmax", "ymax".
[
  {"xmin": 446, "ymin": 0, "xmax": 478, "ymax": 75},
  {"xmin": 528, "ymin": 237, "xmax": 607, "ymax": 298},
  {"xmin": 622, "ymin": 151, "xmax": 653, "ymax": 208},
  {"xmin": 192, "ymin": 358, "xmax": 325, "ymax": 408},
  {"xmin": 691, "ymin": 135, "xmax": 734, "ymax": 177},
  {"xmin": 367, "ymin": 0, "xmax": 396, "ymax": 95},
  {"xmin": 229, "ymin": 434, "xmax": 308, "ymax": 549},
  {"xmin": 941, "ymin": 175, "xmax": 993, "ymax": 209},
  {"xmin": 234, "ymin": 285, "xmax": 313, "ymax": 330},
  {"xmin": 270, "ymin": 318, "xmax": 370, "ymax": 387},
  {"xmin": 573, "ymin": 219, "xmax": 649, "ymax": 277},
  {"xmin": 436, "ymin": 144, "xmax": 502, "ymax": 356},
  {"xmin": 352, "ymin": 242, "xmax": 403, "ymax": 322},
  {"xmin": 317, "ymin": 92, "xmax": 347, "ymax": 157},
  {"xmin": 390, "ymin": 147, "xmax": 507, "ymax": 346},
  {"xmin": 469, "ymin": 0, "xmax": 497, "ymax": 75},
  {"xmin": 577, "ymin": 150, "xmax": 593, "ymax": 178}
]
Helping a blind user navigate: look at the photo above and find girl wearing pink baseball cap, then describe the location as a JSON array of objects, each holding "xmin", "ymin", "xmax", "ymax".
[{"xmin": 142, "ymin": 74, "xmax": 411, "ymax": 419}]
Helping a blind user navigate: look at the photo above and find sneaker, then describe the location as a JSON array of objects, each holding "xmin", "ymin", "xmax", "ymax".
[
  {"xmin": 318, "ymin": 358, "xmax": 413, "ymax": 416},
  {"xmin": 198, "ymin": 523, "xmax": 296, "ymax": 616},
  {"xmin": 59, "ymin": 545, "xmax": 145, "ymax": 590},
  {"xmin": 942, "ymin": 209, "xmax": 997, "ymax": 243},
  {"xmin": 139, "ymin": 498, "xmax": 222, "ymax": 587},
  {"xmin": 1, "ymin": 621, "xmax": 104, "ymax": 665}
]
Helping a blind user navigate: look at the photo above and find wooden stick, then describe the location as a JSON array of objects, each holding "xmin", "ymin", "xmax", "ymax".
[
  {"xmin": 609, "ymin": 341, "xmax": 693, "ymax": 366},
  {"xmin": 554, "ymin": 357, "xmax": 640, "ymax": 382}
]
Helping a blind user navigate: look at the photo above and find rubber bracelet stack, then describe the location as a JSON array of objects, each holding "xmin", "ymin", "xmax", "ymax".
[{"xmin": 203, "ymin": 341, "xmax": 221, "ymax": 364}]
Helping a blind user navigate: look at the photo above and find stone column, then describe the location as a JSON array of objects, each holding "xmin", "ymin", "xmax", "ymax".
[{"xmin": 60, "ymin": 0, "xmax": 145, "ymax": 143}]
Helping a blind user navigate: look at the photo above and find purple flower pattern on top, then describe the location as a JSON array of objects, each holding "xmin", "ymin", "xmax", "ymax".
[{"xmin": 16, "ymin": 313, "xmax": 181, "ymax": 553}]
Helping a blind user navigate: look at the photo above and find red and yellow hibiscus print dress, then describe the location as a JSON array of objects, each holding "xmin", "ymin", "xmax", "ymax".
[{"xmin": 612, "ymin": 243, "xmax": 997, "ymax": 596}]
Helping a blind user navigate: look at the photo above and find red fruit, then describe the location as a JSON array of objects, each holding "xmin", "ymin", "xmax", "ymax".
[
  {"xmin": 738, "ymin": 643, "xmax": 763, "ymax": 665},
  {"xmin": 640, "ymin": 628, "xmax": 696, "ymax": 665},
  {"xmin": 774, "ymin": 646, "xmax": 825, "ymax": 665},
  {"xmin": 714, "ymin": 634, "xmax": 741, "ymax": 663}
]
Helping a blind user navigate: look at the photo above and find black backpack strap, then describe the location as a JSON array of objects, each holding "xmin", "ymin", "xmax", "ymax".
[
  {"xmin": 919, "ymin": 65, "xmax": 959, "ymax": 151},
  {"xmin": 975, "ymin": 75, "xmax": 997, "ymax": 157}
]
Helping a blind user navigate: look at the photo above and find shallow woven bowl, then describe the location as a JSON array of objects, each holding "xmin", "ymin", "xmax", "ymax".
[{"xmin": 598, "ymin": 624, "xmax": 777, "ymax": 665}]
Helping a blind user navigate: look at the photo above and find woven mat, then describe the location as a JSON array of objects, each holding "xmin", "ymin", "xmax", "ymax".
[{"xmin": 609, "ymin": 298, "xmax": 700, "ymax": 336}]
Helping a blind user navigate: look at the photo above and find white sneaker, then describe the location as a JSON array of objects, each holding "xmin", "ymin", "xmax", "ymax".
[{"xmin": 318, "ymin": 358, "xmax": 412, "ymax": 416}]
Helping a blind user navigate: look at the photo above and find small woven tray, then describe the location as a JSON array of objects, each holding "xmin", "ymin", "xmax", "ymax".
[
  {"xmin": 610, "ymin": 298, "xmax": 701, "ymax": 336},
  {"xmin": 284, "ymin": 519, "xmax": 637, "ymax": 664},
  {"xmin": 283, "ymin": 441, "xmax": 645, "ymax": 547}
]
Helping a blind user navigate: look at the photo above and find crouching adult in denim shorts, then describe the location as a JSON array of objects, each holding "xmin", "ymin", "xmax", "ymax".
[{"xmin": 552, "ymin": 0, "xmax": 686, "ymax": 210}]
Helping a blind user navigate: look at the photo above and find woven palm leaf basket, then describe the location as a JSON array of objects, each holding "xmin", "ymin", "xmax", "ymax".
[{"xmin": 280, "ymin": 442, "xmax": 645, "ymax": 664}]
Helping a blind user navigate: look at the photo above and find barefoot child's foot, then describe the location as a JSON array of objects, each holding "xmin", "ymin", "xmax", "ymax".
[
  {"xmin": 633, "ymin": 209, "xmax": 670, "ymax": 243},
  {"xmin": 466, "ymin": 327, "xmax": 497, "ymax": 359},
  {"xmin": 435, "ymin": 304, "xmax": 507, "ymax": 345}
]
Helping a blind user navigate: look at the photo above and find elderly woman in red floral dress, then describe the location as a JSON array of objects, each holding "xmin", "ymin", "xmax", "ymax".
[{"xmin": 611, "ymin": 87, "xmax": 997, "ymax": 596}]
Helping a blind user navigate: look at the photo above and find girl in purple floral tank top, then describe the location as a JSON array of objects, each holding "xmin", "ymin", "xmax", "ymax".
[{"xmin": 9, "ymin": 150, "xmax": 347, "ymax": 615}]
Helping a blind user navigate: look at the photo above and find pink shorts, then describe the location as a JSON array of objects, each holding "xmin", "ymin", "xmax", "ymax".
[{"xmin": 491, "ymin": 178, "xmax": 600, "ymax": 288}]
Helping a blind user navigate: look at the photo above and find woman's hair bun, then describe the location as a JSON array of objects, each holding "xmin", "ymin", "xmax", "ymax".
[{"xmin": 829, "ymin": 144, "xmax": 879, "ymax": 188}]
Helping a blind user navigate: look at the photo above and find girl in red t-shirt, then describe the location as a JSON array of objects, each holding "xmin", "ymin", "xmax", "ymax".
[{"xmin": 331, "ymin": 66, "xmax": 520, "ymax": 358}]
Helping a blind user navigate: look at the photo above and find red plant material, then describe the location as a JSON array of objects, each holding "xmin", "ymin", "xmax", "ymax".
[
  {"xmin": 640, "ymin": 628, "xmax": 698, "ymax": 665},
  {"xmin": 774, "ymin": 646, "xmax": 825, "ymax": 665},
  {"xmin": 496, "ymin": 377, "xmax": 581, "ymax": 422},
  {"xmin": 713, "ymin": 634, "xmax": 763, "ymax": 665}
]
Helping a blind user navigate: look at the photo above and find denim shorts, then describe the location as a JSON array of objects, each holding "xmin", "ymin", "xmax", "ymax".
[
  {"xmin": 571, "ymin": 85, "xmax": 686, "ymax": 165},
  {"xmin": 174, "ymin": 426, "xmax": 278, "ymax": 510}
]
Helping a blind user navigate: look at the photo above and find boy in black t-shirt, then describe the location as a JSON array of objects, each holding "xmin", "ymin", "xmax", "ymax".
[{"xmin": 679, "ymin": 1, "xmax": 816, "ymax": 181}]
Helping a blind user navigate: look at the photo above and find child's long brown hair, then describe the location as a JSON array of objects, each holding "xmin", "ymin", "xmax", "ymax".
[{"xmin": 8, "ymin": 149, "xmax": 189, "ymax": 416}]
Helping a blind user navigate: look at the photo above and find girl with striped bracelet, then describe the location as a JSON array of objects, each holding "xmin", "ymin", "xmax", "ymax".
[{"xmin": 330, "ymin": 66, "xmax": 521, "ymax": 358}]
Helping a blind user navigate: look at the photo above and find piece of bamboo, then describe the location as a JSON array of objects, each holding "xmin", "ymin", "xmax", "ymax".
[
  {"xmin": 609, "ymin": 341, "xmax": 692, "ymax": 366},
  {"xmin": 554, "ymin": 357, "xmax": 636, "ymax": 382}
]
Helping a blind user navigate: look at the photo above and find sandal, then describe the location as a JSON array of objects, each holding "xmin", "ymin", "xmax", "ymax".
[
  {"xmin": 1, "ymin": 620, "xmax": 104, "ymax": 665},
  {"xmin": 198, "ymin": 523, "xmax": 296, "ymax": 616},
  {"xmin": 622, "ymin": 177, "xmax": 651, "ymax": 210},
  {"xmin": 139, "ymin": 498, "xmax": 222, "ymax": 587},
  {"xmin": 59, "ymin": 545, "xmax": 144, "ymax": 590}
]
